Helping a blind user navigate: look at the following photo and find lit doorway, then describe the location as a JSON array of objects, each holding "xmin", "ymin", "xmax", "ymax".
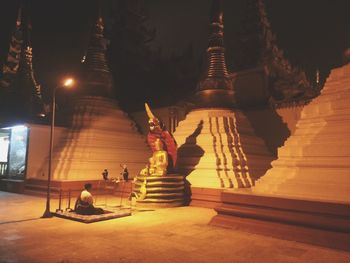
[{"xmin": 0, "ymin": 125, "xmax": 29, "ymax": 179}]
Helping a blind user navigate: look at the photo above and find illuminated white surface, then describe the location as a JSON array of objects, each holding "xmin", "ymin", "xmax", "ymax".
[
  {"xmin": 174, "ymin": 109, "xmax": 273, "ymax": 189},
  {"xmin": 254, "ymin": 63, "xmax": 350, "ymax": 202}
]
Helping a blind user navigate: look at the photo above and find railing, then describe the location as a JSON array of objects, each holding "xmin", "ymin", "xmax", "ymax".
[
  {"xmin": 55, "ymin": 189, "xmax": 74, "ymax": 213},
  {"xmin": 0, "ymin": 162, "xmax": 8, "ymax": 176},
  {"xmin": 54, "ymin": 183, "xmax": 132, "ymax": 213}
]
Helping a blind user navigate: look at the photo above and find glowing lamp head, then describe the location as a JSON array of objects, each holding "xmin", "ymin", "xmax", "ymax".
[{"xmin": 63, "ymin": 78, "xmax": 74, "ymax": 88}]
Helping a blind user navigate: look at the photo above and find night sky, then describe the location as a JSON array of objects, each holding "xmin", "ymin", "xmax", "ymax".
[{"xmin": 1, "ymin": 0, "xmax": 350, "ymax": 108}]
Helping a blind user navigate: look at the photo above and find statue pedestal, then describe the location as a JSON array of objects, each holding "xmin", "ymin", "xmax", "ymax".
[{"xmin": 133, "ymin": 174, "xmax": 186, "ymax": 208}]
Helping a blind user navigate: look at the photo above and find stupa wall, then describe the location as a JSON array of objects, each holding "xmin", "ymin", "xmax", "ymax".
[{"xmin": 26, "ymin": 124, "xmax": 67, "ymax": 180}]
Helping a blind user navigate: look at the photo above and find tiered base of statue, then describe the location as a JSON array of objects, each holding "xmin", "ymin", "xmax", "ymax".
[
  {"xmin": 173, "ymin": 109, "xmax": 274, "ymax": 189},
  {"xmin": 49, "ymin": 96, "xmax": 149, "ymax": 181},
  {"xmin": 252, "ymin": 63, "xmax": 350, "ymax": 203},
  {"xmin": 133, "ymin": 174, "xmax": 186, "ymax": 208}
]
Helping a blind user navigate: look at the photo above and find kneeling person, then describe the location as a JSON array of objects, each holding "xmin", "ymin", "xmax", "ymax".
[{"xmin": 75, "ymin": 183, "xmax": 104, "ymax": 215}]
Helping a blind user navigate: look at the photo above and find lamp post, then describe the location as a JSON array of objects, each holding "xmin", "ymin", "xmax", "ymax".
[{"xmin": 42, "ymin": 78, "xmax": 74, "ymax": 218}]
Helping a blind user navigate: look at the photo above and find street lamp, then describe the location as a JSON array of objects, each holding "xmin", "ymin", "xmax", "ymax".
[{"xmin": 42, "ymin": 78, "xmax": 75, "ymax": 218}]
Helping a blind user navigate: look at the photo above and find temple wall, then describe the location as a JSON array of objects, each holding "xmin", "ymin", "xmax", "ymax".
[
  {"xmin": 24, "ymin": 105, "xmax": 305, "ymax": 182},
  {"xmin": 26, "ymin": 124, "xmax": 67, "ymax": 180}
]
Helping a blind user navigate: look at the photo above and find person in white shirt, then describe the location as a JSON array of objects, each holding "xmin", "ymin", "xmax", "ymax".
[{"xmin": 74, "ymin": 183, "xmax": 104, "ymax": 215}]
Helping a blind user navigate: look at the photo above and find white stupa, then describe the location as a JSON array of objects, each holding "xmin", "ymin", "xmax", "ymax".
[
  {"xmin": 253, "ymin": 62, "xmax": 350, "ymax": 202},
  {"xmin": 50, "ymin": 16, "xmax": 149, "ymax": 182},
  {"xmin": 173, "ymin": 1, "xmax": 273, "ymax": 193}
]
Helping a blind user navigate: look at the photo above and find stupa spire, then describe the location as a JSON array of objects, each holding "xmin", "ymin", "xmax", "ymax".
[
  {"xmin": 84, "ymin": 15, "xmax": 109, "ymax": 73},
  {"xmin": 0, "ymin": 3, "xmax": 45, "ymax": 118},
  {"xmin": 16, "ymin": 4, "xmax": 22, "ymax": 27},
  {"xmin": 18, "ymin": 3, "xmax": 46, "ymax": 118},
  {"xmin": 195, "ymin": 0, "xmax": 234, "ymax": 108},
  {"xmin": 206, "ymin": 0, "xmax": 229, "ymax": 78},
  {"xmin": 20, "ymin": 44, "xmax": 46, "ymax": 118},
  {"xmin": 81, "ymin": 4, "xmax": 114, "ymax": 98}
]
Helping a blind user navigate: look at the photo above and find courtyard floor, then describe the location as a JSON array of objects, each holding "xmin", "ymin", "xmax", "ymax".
[{"xmin": 0, "ymin": 191, "xmax": 350, "ymax": 263}]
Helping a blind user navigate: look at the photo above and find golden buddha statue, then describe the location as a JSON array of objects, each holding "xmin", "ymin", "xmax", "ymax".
[
  {"xmin": 132, "ymin": 104, "xmax": 185, "ymax": 207},
  {"xmin": 140, "ymin": 138, "xmax": 168, "ymax": 177}
]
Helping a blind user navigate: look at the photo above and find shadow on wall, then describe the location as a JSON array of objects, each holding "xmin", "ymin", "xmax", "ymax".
[
  {"xmin": 232, "ymin": 68, "xmax": 291, "ymax": 157},
  {"xmin": 242, "ymin": 107, "xmax": 290, "ymax": 157},
  {"xmin": 177, "ymin": 120, "xmax": 204, "ymax": 204}
]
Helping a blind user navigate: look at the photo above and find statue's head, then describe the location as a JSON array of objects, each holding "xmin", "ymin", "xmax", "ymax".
[
  {"xmin": 154, "ymin": 138, "xmax": 164, "ymax": 151},
  {"xmin": 145, "ymin": 103, "xmax": 163, "ymax": 133},
  {"xmin": 148, "ymin": 118, "xmax": 161, "ymax": 132}
]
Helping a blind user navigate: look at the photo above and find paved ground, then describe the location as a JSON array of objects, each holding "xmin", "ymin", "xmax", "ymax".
[{"xmin": 1, "ymin": 191, "xmax": 350, "ymax": 263}]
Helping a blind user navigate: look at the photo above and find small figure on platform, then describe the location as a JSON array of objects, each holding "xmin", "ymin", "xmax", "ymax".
[
  {"xmin": 102, "ymin": 169, "xmax": 109, "ymax": 180},
  {"xmin": 120, "ymin": 164, "xmax": 129, "ymax": 182},
  {"xmin": 74, "ymin": 183, "xmax": 104, "ymax": 215}
]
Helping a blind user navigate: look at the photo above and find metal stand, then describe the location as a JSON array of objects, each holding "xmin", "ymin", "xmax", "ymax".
[
  {"xmin": 66, "ymin": 189, "xmax": 73, "ymax": 211},
  {"xmin": 119, "ymin": 180, "xmax": 127, "ymax": 208},
  {"xmin": 56, "ymin": 189, "xmax": 63, "ymax": 212}
]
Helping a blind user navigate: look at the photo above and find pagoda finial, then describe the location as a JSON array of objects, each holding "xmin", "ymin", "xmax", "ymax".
[
  {"xmin": 194, "ymin": 0, "xmax": 234, "ymax": 108},
  {"xmin": 97, "ymin": 1, "xmax": 102, "ymax": 22},
  {"xmin": 95, "ymin": 6, "xmax": 104, "ymax": 38},
  {"xmin": 206, "ymin": 0, "xmax": 228, "ymax": 78},
  {"xmin": 16, "ymin": 4, "xmax": 23, "ymax": 27}
]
